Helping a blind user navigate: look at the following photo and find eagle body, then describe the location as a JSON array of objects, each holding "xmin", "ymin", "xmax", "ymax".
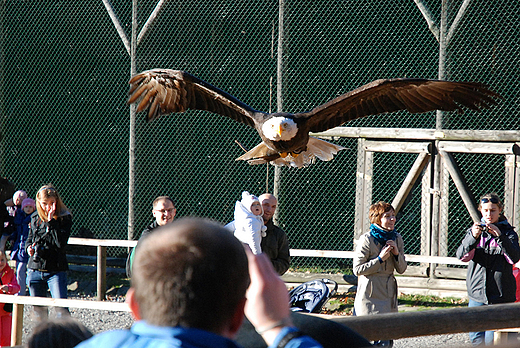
[{"xmin": 128, "ymin": 69, "xmax": 500, "ymax": 168}]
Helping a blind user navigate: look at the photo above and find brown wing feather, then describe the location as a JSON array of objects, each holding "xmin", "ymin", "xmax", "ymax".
[
  {"xmin": 298, "ymin": 79, "xmax": 501, "ymax": 132},
  {"xmin": 128, "ymin": 69, "xmax": 261, "ymax": 127}
]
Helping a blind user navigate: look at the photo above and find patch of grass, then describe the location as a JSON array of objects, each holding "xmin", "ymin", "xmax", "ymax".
[
  {"xmin": 397, "ymin": 293, "xmax": 468, "ymax": 309},
  {"xmin": 320, "ymin": 292, "xmax": 468, "ymax": 315}
]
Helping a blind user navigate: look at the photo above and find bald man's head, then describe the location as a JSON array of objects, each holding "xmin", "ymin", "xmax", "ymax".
[{"xmin": 259, "ymin": 193, "xmax": 277, "ymax": 223}]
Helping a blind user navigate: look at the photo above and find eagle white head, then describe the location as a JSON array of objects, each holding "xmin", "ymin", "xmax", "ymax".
[{"xmin": 262, "ymin": 117, "xmax": 298, "ymax": 141}]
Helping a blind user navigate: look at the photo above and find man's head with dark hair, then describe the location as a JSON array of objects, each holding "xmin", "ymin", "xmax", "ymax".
[
  {"xmin": 129, "ymin": 217, "xmax": 250, "ymax": 336},
  {"xmin": 27, "ymin": 319, "xmax": 93, "ymax": 348}
]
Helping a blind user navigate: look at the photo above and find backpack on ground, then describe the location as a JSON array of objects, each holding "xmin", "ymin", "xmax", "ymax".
[{"xmin": 289, "ymin": 278, "xmax": 338, "ymax": 313}]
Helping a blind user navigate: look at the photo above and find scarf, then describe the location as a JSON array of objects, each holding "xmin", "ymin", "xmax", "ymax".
[{"xmin": 369, "ymin": 223, "xmax": 397, "ymax": 246}]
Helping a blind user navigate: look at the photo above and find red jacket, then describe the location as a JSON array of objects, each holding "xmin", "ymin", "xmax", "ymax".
[{"xmin": 0, "ymin": 264, "xmax": 20, "ymax": 316}]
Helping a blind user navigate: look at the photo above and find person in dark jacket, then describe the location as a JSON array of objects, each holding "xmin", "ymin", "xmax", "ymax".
[
  {"xmin": 456, "ymin": 192, "xmax": 520, "ymax": 346},
  {"xmin": 126, "ymin": 196, "xmax": 176, "ymax": 277},
  {"xmin": 259, "ymin": 193, "xmax": 290, "ymax": 275},
  {"xmin": 26, "ymin": 184, "xmax": 72, "ymax": 320},
  {"xmin": 11, "ymin": 197, "xmax": 36, "ymax": 296}
]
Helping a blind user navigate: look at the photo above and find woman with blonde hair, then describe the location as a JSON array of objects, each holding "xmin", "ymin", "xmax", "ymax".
[
  {"xmin": 352, "ymin": 201, "xmax": 407, "ymax": 347},
  {"xmin": 26, "ymin": 184, "xmax": 72, "ymax": 320}
]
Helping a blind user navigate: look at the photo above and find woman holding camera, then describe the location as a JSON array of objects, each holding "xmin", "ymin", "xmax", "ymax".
[
  {"xmin": 457, "ymin": 193, "xmax": 520, "ymax": 346},
  {"xmin": 26, "ymin": 184, "xmax": 72, "ymax": 320}
]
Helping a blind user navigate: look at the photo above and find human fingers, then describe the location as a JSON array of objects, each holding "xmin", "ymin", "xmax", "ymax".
[
  {"xmin": 386, "ymin": 240, "xmax": 397, "ymax": 250},
  {"xmin": 386, "ymin": 241, "xmax": 399, "ymax": 255},
  {"xmin": 379, "ymin": 246, "xmax": 391, "ymax": 260},
  {"xmin": 471, "ymin": 224, "xmax": 482, "ymax": 238},
  {"xmin": 487, "ymin": 224, "xmax": 501, "ymax": 237},
  {"xmin": 244, "ymin": 250, "xmax": 292, "ymax": 342}
]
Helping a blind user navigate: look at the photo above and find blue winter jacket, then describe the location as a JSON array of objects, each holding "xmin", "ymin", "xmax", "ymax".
[{"xmin": 11, "ymin": 208, "xmax": 30, "ymax": 263}]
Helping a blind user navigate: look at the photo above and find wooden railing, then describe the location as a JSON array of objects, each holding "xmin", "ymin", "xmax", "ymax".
[
  {"xmin": 0, "ymin": 294, "xmax": 129, "ymax": 346},
  {"xmin": 5, "ymin": 293, "xmax": 520, "ymax": 346},
  {"xmin": 67, "ymin": 238, "xmax": 467, "ymax": 301},
  {"xmin": 66, "ymin": 238, "xmax": 467, "ymax": 301}
]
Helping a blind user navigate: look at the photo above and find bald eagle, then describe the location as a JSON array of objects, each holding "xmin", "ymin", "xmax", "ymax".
[{"xmin": 128, "ymin": 69, "xmax": 500, "ymax": 168}]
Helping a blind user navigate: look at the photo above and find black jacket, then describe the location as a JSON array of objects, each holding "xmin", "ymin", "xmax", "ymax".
[
  {"xmin": 27, "ymin": 213, "xmax": 72, "ymax": 272},
  {"xmin": 125, "ymin": 221, "xmax": 160, "ymax": 277},
  {"xmin": 456, "ymin": 218, "xmax": 520, "ymax": 304},
  {"xmin": 261, "ymin": 220, "xmax": 290, "ymax": 275}
]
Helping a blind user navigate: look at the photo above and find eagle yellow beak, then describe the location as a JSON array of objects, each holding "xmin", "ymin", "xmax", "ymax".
[{"xmin": 277, "ymin": 125, "xmax": 283, "ymax": 136}]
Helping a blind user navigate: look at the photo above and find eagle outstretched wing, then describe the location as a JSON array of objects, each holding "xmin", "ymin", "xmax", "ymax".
[
  {"xmin": 298, "ymin": 79, "xmax": 501, "ymax": 132},
  {"xmin": 128, "ymin": 69, "xmax": 262, "ymax": 127}
]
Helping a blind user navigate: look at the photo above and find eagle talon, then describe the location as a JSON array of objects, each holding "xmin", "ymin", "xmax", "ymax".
[{"xmin": 280, "ymin": 152, "xmax": 289, "ymax": 158}]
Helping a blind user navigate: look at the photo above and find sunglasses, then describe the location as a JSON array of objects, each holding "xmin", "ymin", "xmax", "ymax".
[{"xmin": 481, "ymin": 197, "xmax": 499, "ymax": 204}]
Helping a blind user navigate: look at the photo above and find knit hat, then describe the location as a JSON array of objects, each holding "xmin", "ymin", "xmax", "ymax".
[
  {"xmin": 22, "ymin": 198, "xmax": 35, "ymax": 210},
  {"xmin": 13, "ymin": 190, "xmax": 28, "ymax": 203},
  {"xmin": 240, "ymin": 191, "xmax": 260, "ymax": 213}
]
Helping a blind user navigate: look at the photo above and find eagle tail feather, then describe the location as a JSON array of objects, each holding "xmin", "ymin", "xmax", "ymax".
[
  {"xmin": 307, "ymin": 136, "xmax": 347, "ymax": 162},
  {"xmin": 235, "ymin": 138, "xmax": 347, "ymax": 168}
]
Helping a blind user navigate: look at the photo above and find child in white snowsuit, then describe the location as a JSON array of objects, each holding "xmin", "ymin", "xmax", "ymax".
[{"xmin": 227, "ymin": 191, "xmax": 266, "ymax": 255}]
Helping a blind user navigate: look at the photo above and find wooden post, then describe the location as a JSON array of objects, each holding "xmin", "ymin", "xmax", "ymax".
[
  {"xmin": 430, "ymin": 143, "xmax": 441, "ymax": 278},
  {"xmin": 11, "ymin": 303, "xmax": 23, "ymax": 346},
  {"xmin": 514, "ymin": 154, "xmax": 520, "ymax": 228},
  {"xmin": 505, "ymin": 155, "xmax": 515, "ymax": 224},
  {"xmin": 354, "ymin": 139, "xmax": 372, "ymax": 240},
  {"xmin": 438, "ymin": 156, "xmax": 450, "ymax": 257},
  {"xmin": 97, "ymin": 246, "xmax": 107, "ymax": 301},
  {"xmin": 421, "ymin": 160, "xmax": 432, "ymax": 267}
]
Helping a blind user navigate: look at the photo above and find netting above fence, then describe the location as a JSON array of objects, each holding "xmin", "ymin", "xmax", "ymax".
[{"xmin": 0, "ymin": 1, "xmax": 518, "ymax": 269}]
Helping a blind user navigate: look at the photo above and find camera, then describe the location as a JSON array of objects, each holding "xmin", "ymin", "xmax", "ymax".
[{"xmin": 479, "ymin": 223, "xmax": 488, "ymax": 233}]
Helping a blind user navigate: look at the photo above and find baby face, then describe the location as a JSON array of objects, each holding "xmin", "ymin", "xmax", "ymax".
[
  {"xmin": 251, "ymin": 202, "xmax": 262, "ymax": 216},
  {"xmin": 24, "ymin": 205, "xmax": 35, "ymax": 215}
]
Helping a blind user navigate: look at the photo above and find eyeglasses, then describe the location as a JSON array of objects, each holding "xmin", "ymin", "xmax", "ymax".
[
  {"xmin": 154, "ymin": 208, "xmax": 175, "ymax": 214},
  {"xmin": 481, "ymin": 197, "xmax": 499, "ymax": 204}
]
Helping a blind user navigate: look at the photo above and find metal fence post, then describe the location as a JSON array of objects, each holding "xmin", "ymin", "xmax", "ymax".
[
  {"xmin": 273, "ymin": 0, "xmax": 284, "ymax": 224},
  {"xmin": 127, "ymin": 0, "xmax": 138, "ymax": 244}
]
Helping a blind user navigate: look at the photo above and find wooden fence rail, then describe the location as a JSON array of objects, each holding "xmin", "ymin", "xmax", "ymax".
[
  {"xmin": 0, "ymin": 294, "xmax": 130, "ymax": 346},
  {"xmin": 67, "ymin": 238, "xmax": 468, "ymax": 302},
  {"xmin": 327, "ymin": 302, "xmax": 520, "ymax": 341},
  {"xmin": 4, "ymin": 293, "xmax": 520, "ymax": 346}
]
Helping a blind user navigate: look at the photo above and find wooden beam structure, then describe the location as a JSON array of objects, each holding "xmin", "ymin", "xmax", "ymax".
[
  {"xmin": 327, "ymin": 302, "xmax": 520, "ymax": 341},
  {"xmin": 312, "ymin": 127, "xmax": 520, "ymax": 142}
]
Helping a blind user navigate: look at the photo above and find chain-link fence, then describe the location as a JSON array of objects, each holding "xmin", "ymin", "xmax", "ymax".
[{"xmin": 0, "ymin": 1, "xmax": 519, "ymax": 271}]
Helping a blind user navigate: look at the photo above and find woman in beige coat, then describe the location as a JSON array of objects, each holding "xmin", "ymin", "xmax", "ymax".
[{"xmin": 353, "ymin": 202, "xmax": 407, "ymax": 347}]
